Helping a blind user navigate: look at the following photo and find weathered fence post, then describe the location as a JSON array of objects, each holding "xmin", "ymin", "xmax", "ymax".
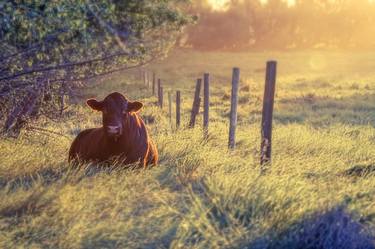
[
  {"xmin": 189, "ymin": 78, "xmax": 202, "ymax": 128},
  {"xmin": 260, "ymin": 61, "xmax": 277, "ymax": 165},
  {"xmin": 59, "ymin": 82, "xmax": 65, "ymax": 116},
  {"xmin": 168, "ymin": 91, "xmax": 172, "ymax": 122},
  {"xmin": 176, "ymin": 91, "xmax": 181, "ymax": 128},
  {"xmin": 157, "ymin": 79, "xmax": 161, "ymax": 99},
  {"xmin": 228, "ymin": 68, "xmax": 240, "ymax": 149},
  {"xmin": 159, "ymin": 87, "xmax": 164, "ymax": 108},
  {"xmin": 157, "ymin": 79, "xmax": 161, "ymax": 105},
  {"xmin": 152, "ymin": 73, "xmax": 156, "ymax": 95},
  {"xmin": 203, "ymin": 73, "xmax": 210, "ymax": 137}
]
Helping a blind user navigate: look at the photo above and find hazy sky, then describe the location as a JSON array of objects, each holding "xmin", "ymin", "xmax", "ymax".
[
  {"xmin": 207, "ymin": 0, "xmax": 375, "ymax": 10},
  {"xmin": 207, "ymin": 0, "xmax": 296, "ymax": 11},
  {"xmin": 190, "ymin": 0, "xmax": 375, "ymax": 50}
]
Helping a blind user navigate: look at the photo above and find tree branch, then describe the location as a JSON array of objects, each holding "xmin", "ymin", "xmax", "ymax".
[
  {"xmin": 52, "ymin": 55, "xmax": 157, "ymax": 83},
  {"xmin": 0, "ymin": 29, "xmax": 68, "ymax": 62},
  {"xmin": 0, "ymin": 51, "xmax": 134, "ymax": 81}
]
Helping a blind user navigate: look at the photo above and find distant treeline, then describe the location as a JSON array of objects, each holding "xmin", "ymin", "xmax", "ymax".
[{"xmin": 184, "ymin": 0, "xmax": 375, "ymax": 50}]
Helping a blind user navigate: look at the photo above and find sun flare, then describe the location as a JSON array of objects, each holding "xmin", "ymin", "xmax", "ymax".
[
  {"xmin": 207, "ymin": 0, "xmax": 231, "ymax": 11},
  {"xmin": 208, "ymin": 0, "xmax": 297, "ymax": 11},
  {"xmin": 259, "ymin": 0, "xmax": 296, "ymax": 6}
]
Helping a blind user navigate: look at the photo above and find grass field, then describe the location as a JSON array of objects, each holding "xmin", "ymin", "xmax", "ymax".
[{"xmin": 1, "ymin": 49, "xmax": 375, "ymax": 248}]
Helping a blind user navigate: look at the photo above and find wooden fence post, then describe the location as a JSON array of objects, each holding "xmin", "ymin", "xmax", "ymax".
[
  {"xmin": 59, "ymin": 82, "xmax": 65, "ymax": 116},
  {"xmin": 189, "ymin": 78, "xmax": 202, "ymax": 128},
  {"xmin": 260, "ymin": 61, "xmax": 277, "ymax": 165},
  {"xmin": 158, "ymin": 79, "xmax": 161, "ymax": 99},
  {"xmin": 176, "ymin": 91, "xmax": 181, "ymax": 128},
  {"xmin": 152, "ymin": 73, "xmax": 156, "ymax": 95},
  {"xmin": 203, "ymin": 73, "xmax": 210, "ymax": 137},
  {"xmin": 229, "ymin": 68, "xmax": 240, "ymax": 149},
  {"xmin": 159, "ymin": 87, "xmax": 164, "ymax": 108},
  {"xmin": 168, "ymin": 91, "xmax": 172, "ymax": 122},
  {"xmin": 157, "ymin": 79, "xmax": 161, "ymax": 105}
]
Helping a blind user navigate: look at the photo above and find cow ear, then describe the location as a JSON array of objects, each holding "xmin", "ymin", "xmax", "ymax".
[
  {"xmin": 86, "ymin": 99, "xmax": 103, "ymax": 111},
  {"xmin": 127, "ymin": 101, "xmax": 143, "ymax": 113}
]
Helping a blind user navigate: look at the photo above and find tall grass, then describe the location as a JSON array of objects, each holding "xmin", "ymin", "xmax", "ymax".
[{"xmin": 0, "ymin": 50, "xmax": 374, "ymax": 248}]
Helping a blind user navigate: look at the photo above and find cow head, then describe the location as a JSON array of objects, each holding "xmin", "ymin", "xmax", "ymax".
[{"xmin": 86, "ymin": 92, "xmax": 143, "ymax": 139}]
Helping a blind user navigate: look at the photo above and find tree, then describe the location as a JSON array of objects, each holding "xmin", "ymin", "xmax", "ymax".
[
  {"xmin": 185, "ymin": 0, "xmax": 375, "ymax": 51},
  {"xmin": 0, "ymin": 0, "xmax": 191, "ymax": 136}
]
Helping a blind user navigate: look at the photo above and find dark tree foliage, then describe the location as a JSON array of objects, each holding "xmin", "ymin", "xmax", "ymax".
[{"xmin": 0, "ymin": 0, "xmax": 191, "ymax": 136}]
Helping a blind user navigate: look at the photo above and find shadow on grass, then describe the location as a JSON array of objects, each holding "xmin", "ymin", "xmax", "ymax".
[
  {"xmin": 0, "ymin": 162, "xmax": 151, "ymax": 219},
  {"xmin": 235, "ymin": 202, "xmax": 374, "ymax": 249},
  {"xmin": 303, "ymin": 164, "xmax": 375, "ymax": 181},
  {"xmin": 0, "ymin": 167, "xmax": 68, "ymax": 192},
  {"xmin": 261, "ymin": 206, "xmax": 375, "ymax": 249},
  {"xmin": 0, "ymin": 161, "xmax": 145, "ymax": 193},
  {"xmin": 80, "ymin": 226, "xmax": 178, "ymax": 249},
  {"xmin": 182, "ymin": 180, "xmax": 375, "ymax": 249},
  {"xmin": 341, "ymin": 164, "xmax": 375, "ymax": 178}
]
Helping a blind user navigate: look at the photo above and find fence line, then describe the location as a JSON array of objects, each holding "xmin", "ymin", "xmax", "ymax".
[
  {"xmin": 152, "ymin": 72, "xmax": 156, "ymax": 95},
  {"xmin": 189, "ymin": 78, "xmax": 202, "ymax": 128},
  {"xmin": 157, "ymin": 79, "xmax": 162, "ymax": 106},
  {"xmin": 203, "ymin": 73, "xmax": 210, "ymax": 138},
  {"xmin": 159, "ymin": 86, "xmax": 164, "ymax": 108},
  {"xmin": 168, "ymin": 91, "xmax": 172, "ymax": 122},
  {"xmin": 144, "ymin": 60, "xmax": 277, "ymax": 165},
  {"xmin": 260, "ymin": 61, "xmax": 277, "ymax": 166},
  {"xmin": 176, "ymin": 91, "xmax": 181, "ymax": 128},
  {"xmin": 228, "ymin": 68, "xmax": 240, "ymax": 150}
]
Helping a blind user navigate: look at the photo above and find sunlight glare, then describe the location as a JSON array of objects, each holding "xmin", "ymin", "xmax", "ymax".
[
  {"xmin": 208, "ymin": 0, "xmax": 297, "ymax": 10},
  {"xmin": 207, "ymin": 0, "xmax": 231, "ymax": 11},
  {"xmin": 309, "ymin": 54, "xmax": 327, "ymax": 71},
  {"xmin": 260, "ymin": 0, "xmax": 296, "ymax": 7},
  {"xmin": 287, "ymin": 0, "xmax": 296, "ymax": 7}
]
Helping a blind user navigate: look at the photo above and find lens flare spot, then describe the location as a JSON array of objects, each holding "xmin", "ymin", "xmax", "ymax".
[
  {"xmin": 207, "ymin": 0, "xmax": 231, "ymax": 11},
  {"xmin": 309, "ymin": 54, "xmax": 327, "ymax": 71},
  {"xmin": 260, "ymin": 0, "xmax": 296, "ymax": 6}
]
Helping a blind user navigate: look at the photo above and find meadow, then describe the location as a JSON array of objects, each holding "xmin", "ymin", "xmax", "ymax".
[{"xmin": 1, "ymin": 49, "xmax": 375, "ymax": 248}]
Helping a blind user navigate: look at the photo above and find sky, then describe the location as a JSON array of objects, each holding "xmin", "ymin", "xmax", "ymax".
[
  {"xmin": 190, "ymin": 0, "xmax": 375, "ymax": 50},
  {"xmin": 207, "ymin": 0, "xmax": 296, "ymax": 11}
]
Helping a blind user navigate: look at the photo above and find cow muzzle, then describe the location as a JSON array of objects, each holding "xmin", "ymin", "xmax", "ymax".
[{"xmin": 106, "ymin": 125, "xmax": 122, "ymax": 138}]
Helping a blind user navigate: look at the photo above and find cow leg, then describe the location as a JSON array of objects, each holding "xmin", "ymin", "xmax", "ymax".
[{"xmin": 146, "ymin": 141, "xmax": 158, "ymax": 166}]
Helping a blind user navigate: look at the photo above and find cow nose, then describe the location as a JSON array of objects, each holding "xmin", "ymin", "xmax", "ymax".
[{"xmin": 107, "ymin": 126, "xmax": 121, "ymax": 135}]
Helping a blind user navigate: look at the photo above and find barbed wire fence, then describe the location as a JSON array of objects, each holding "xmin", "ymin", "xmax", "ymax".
[{"xmin": 142, "ymin": 60, "xmax": 277, "ymax": 166}]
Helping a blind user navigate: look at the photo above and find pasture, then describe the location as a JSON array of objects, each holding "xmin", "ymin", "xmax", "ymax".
[{"xmin": 1, "ymin": 49, "xmax": 375, "ymax": 248}]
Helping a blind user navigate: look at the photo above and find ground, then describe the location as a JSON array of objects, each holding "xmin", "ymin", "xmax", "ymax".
[{"xmin": 1, "ymin": 49, "xmax": 375, "ymax": 248}]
